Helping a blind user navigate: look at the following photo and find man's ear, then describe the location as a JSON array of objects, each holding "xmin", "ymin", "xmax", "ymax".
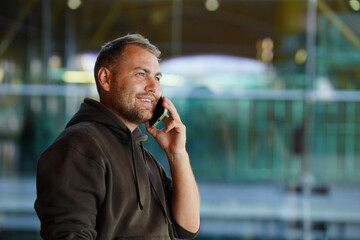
[{"xmin": 97, "ymin": 67, "xmax": 112, "ymax": 91}]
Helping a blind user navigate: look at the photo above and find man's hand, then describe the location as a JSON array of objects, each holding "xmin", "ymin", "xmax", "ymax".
[{"xmin": 145, "ymin": 97, "xmax": 187, "ymax": 157}]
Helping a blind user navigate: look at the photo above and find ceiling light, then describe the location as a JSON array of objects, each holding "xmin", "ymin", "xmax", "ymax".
[
  {"xmin": 68, "ymin": 0, "xmax": 82, "ymax": 10},
  {"xmin": 205, "ymin": 0, "xmax": 220, "ymax": 12},
  {"xmin": 63, "ymin": 71, "xmax": 94, "ymax": 84},
  {"xmin": 349, "ymin": 0, "xmax": 360, "ymax": 11},
  {"xmin": 295, "ymin": 49, "xmax": 307, "ymax": 64}
]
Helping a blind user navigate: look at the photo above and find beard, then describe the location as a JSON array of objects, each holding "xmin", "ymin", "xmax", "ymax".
[
  {"xmin": 115, "ymin": 102, "xmax": 150, "ymax": 124},
  {"xmin": 109, "ymin": 87, "xmax": 154, "ymax": 125},
  {"xmin": 109, "ymin": 97, "xmax": 152, "ymax": 125}
]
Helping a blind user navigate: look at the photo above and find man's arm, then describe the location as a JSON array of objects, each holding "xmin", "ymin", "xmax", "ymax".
[
  {"xmin": 167, "ymin": 151, "xmax": 200, "ymax": 233},
  {"xmin": 145, "ymin": 97, "xmax": 200, "ymax": 233},
  {"xmin": 35, "ymin": 147, "xmax": 104, "ymax": 239},
  {"xmin": 34, "ymin": 127, "xmax": 107, "ymax": 240}
]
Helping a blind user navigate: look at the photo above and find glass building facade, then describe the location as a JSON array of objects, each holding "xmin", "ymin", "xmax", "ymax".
[{"xmin": 1, "ymin": 0, "xmax": 360, "ymax": 239}]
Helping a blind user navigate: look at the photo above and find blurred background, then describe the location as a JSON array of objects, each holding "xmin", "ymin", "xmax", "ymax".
[{"xmin": 1, "ymin": 0, "xmax": 360, "ymax": 239}]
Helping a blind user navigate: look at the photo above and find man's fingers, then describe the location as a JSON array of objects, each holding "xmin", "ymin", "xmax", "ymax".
[
  {"xmin": 162, "ymin": 114, "xmax": 176, "ymax": 127},
  {"xmin": 145, "ymin": 121, "xmax": 159, "ymax": 136},
  {"xmin": 163, "ymin": 97, "xmax": 181, "ymax": 122}
]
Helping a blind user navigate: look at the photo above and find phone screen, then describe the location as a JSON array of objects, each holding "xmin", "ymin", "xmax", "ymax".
[{"xmin": 149, "ymin": 97, "xmax": 168, "ymax": 128}]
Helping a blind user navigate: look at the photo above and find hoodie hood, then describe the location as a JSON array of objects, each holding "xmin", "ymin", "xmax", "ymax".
[{"xmin": 67, "ymin": 98, "xmax": 148, "ymax": 209}]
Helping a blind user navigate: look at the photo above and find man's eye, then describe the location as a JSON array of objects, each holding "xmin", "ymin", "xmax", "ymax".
[
  {"xmin": 155, "ymin": 76, "xmax": 161, "ymax": 81},
  {"xmin": 136, "ymin": 72, "xmax": 145, "ymax": 77}
]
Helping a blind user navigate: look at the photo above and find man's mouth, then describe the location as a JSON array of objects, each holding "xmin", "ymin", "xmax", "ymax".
[{"xmin": 140, "ymin": 98, "xmax": 153, "ymax": 103}]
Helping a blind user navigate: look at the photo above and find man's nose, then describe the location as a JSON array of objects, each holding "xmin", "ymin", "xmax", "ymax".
[{"xmin": 145, "ymin": 76, "xmax": 160, "ymax": 93}]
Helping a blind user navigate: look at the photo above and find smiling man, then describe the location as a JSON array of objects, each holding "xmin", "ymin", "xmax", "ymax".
[{"xmin": 34, "ymin": 34, "xmax": 200, "ymax": 240}]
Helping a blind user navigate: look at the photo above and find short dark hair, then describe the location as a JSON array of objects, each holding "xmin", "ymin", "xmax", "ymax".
[{"xmin": 93, "ymin": 33, "xmax": 161, "ymax": 93}]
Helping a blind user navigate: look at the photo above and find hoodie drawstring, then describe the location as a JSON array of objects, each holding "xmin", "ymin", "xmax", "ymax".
[
  {"xmin": 131, "ymin": 139, "xmax": 143, "ymax": 210},
  {"xmin": 130, "ymin": 133, "xmax": 172, "ymax": 224},
  {"xmin": 140, "ymin": 142, "xmax": 172, "ymax": 225}
]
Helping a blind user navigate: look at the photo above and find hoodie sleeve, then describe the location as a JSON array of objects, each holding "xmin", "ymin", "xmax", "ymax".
[{"xmin": 34, "ymin": 130, "xmax": 106, "ymax": 240}]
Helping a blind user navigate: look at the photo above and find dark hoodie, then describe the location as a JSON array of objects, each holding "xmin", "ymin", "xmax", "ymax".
[{"xmin": 34, "ymin": 98, "xmax": 198, "ymax": 240}]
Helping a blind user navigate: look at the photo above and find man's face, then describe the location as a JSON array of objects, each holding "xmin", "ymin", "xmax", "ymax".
[{"xmin": 108, "ymin": 45, "xmax": 162, "ymax": 128}]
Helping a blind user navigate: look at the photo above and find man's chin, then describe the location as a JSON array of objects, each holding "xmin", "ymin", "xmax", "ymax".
[
  {"xmin": 128, "ymin": 108, "xmax": 153, "ymax": 125},
  {"xmin": 120, "ymin": 110, "xmax": 152, "ymax": 126},
  {"xmin": 138, "ymin": 113, "xmax": 152, "ymax": 125}
]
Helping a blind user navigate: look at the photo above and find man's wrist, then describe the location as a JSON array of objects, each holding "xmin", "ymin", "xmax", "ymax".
[{"xmin": 167, "ymin": 150, "xmax": 189, "ymax": 165}]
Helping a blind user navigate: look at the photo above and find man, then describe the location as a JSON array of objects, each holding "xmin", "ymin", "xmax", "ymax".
[{"xmin": 34, "ymin": 34, "xmax": 200, "ymax": 239}]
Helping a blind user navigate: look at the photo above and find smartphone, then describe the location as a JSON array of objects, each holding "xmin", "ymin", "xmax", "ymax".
[{"xmin": 149, "ymin": 96, "xmax": 168, "ymax": 128}]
